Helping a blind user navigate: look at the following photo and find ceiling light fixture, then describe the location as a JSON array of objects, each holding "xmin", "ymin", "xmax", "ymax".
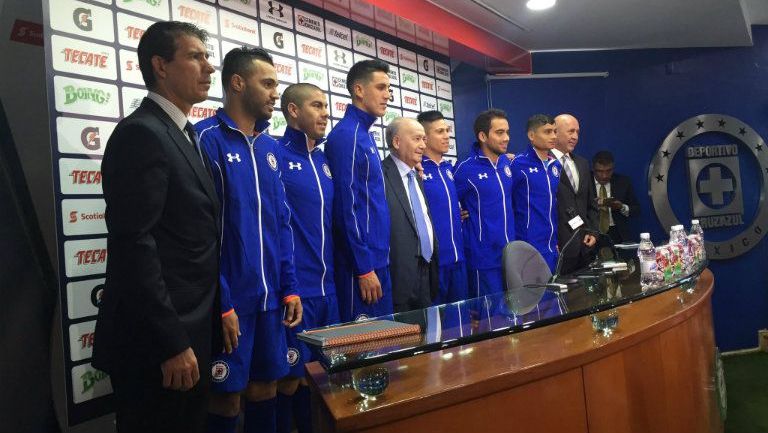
[{"xmin": 526, "ymin": 0, "xmax": 556, "ymax": 11}]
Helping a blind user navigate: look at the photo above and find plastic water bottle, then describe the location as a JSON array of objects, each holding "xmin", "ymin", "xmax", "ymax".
[
  {"xmin": 690, "ymin": 219, "xmax": 706, "ymax": 262},
  {"xmin": 638, "ymin": 233, "xmax": 658, "ymax": 291}
]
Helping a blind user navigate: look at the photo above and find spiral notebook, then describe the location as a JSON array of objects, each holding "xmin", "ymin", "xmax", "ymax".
[{"xmin": 298, "ymin": 320, "xmax": 421, "ymax": 347}]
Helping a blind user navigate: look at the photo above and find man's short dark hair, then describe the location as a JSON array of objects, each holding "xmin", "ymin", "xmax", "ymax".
[
  {"xmin": 592, "ymin": 150, "xmax": 615, "ymax": 166},
  {"xmin": 222, "ymin": 46, "xmax": 274, "ymax": 92},
  {"xmin": 138, "ymin": 21, "xmax": 208, "ymax": 90},
  {"xmin": 473, "ymin": 109, "xmax": 507, "ymax": 141},
  {"xmin": 346, "ymin": 59, "xmax": 389, "ymax": 95},
  {"xmin": 417, "ymin": 110, "xmax": 444, "ymax": 128},
  {"xmin": 280, "ymin": 83, "xmax": 323, "ymax": 114},
  {"xmin": 526, "ymin": 114, "xmax": 555, "ymax": 132}
]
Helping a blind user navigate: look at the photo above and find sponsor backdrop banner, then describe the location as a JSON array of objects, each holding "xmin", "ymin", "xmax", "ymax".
[{"xmin": 42, "ymin": 0, "xmax": 454, "ymax": 425}]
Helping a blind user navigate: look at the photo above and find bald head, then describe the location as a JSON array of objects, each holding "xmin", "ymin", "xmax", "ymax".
[
  {"xmin": 555, "ymin": 114, "xmax": 580, "ymax": 154},
  {"xmin": 386, "ymin": 117, "xmax": 426, "ymax": 167}
]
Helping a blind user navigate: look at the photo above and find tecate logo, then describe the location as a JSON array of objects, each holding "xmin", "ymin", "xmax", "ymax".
[
  {"xmin": 189, "ymin": 106, "xmax": 217, "ymax": 119},
  {"xmin": 421, "ymin": 80, "xmax": 434, "ymax": 90},
  {"xmin": 78, "ymin": 332, "xmax": 95, "ymax": 349},
  {"xmin": 73, "ymin": 8, "xmax": 92, "ymax": 31},
  {"xmin": 61, "ymin": 48, "xmax": 110, "ymax": 68},
  {"xmin": 379, "ymin": 46, "xmax": 394, "ymax": 58},
  {"xmin": 63, "ymin": 86, "xmax": 111, "ymax": 105},
  {"xmin": 403, "ymin": 96, "xmax": 417, "ymax": 105},
  {"xmin": 275, "ymin": 62, "xmax": 293, "ymax": 76},
  {"xmin": 124, "ymin": 26, "xmax": 145, "ymax": 40},
  {"xmin": 73, "ymin": 248, "xmax": 107, "ymax": 265},
  {"xmin": 301, "ymin": 44, "xmax": 321, "ymax": 58},
  {"xmin": 177, "ymin": 5, "xmax": 211, "ymax": 24},
  {"xmin": 69, "ymin": 169, "xmax": 102, "ymax": 184}
]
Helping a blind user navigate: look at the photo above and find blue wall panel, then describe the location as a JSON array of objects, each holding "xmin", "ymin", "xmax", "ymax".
[{"xmin": 452, "ymin": 25, "xmax": 768, "ymax": 351}]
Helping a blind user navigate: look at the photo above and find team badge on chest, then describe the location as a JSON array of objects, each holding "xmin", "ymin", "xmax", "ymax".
[
  {"xmin": 267, "ymin": 152, "xmax": 278, "ymax": 171},
  {"xmin": 323, "ymin": 163, "xmax": 332, "ymax": 179},
  {"xmin": 551, "ymin": 166, "xmax": 560, "ymax": 177},
  {"xmin": 504, "ymin": 166, "xmax": 512, "ymax": 177}
]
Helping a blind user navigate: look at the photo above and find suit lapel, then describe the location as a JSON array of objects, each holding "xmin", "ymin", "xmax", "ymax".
[
  {"xmin": 575, "ymin": 156, "xmax": 590, "ymax": 196},
  {"xmin": 143, "ymin": 99, "xmax": 219, "ymax": 206},
  {"xmin": 384, "ymin": 157, "xmax": 416, "ymax": 232}
]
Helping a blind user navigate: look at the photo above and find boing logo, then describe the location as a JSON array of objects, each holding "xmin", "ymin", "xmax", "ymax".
[{"xmin": 649, "ymin": 114, "xmax": 768, "ymax": 259}]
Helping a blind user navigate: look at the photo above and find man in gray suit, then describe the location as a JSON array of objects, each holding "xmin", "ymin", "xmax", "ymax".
[{"xmin": 382, "ymin": 118, "xmax": 439, "ymax": 312}]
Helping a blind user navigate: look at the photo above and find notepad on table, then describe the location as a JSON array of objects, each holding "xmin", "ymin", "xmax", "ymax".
[{"xmin": 298, "ymin": 320, "xmax": 421, "ymax": 347}]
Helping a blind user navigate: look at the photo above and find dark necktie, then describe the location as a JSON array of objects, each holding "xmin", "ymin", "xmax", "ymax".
[
  {"xmin": 184, "ymin": 121, "xmax": 205, "ymax": 165},
  {"xmin": 407, "ymin": 171, "xmax": 433, "ymax": 262}
]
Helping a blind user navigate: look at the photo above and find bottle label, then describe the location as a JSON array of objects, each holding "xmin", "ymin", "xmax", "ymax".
[{"xmin": 641, "ymin": 260, "xmax": 657, "ymax": 274}]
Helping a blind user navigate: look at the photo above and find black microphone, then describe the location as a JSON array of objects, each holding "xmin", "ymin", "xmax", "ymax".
[{"xmin": 551, "ymin": 207, "xmax": 585, "ymax": 282}]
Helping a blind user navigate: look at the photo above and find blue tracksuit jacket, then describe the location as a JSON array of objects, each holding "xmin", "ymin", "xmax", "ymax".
[
  {"xmin": 421, "ymin": 156, "xmax": 464, "ymax": 266},
  {"xmin": 277, "ymin": 126, "xmax": 336, "ymax": 299},
  {"xmin": 453, "ymin": 145, "xmax": 515, "ymax": 270},
  {"xmin": 324, "ymin": 104, "xmax": 390, "ymax": 275},
  {"xmin": 510, "ymin": 146, "xmax": 561, "ymax": 270},
  {"xmin": 196, "ymin": 109, "xmax": 298, "ymax": 314}
]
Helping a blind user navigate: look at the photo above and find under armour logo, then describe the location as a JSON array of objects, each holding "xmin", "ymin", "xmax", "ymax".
[
  {"xmin": 288, "ymin": 161, "xmax": 302, "ymax": 170},
  {"xmin": 268, "ymin": 1, "xmax": 285, "ymax": 17},
  {"xmin": 227, "ymin": 153, "xmax": 241, "ymax": 163},
  {"xmin": 334, "ymin": 50, "xmax": 346, "ymax": 63},
  {"xmin": 478, "ymin": 173, "xmax": 488, "ymax": 179},
  {"xmin": 423, "ymin": 173, "xmax": 433, "ymax": 180},
  {"xmin": 529, "ymin": 167, "xmax": 538, "ymax": 173}
]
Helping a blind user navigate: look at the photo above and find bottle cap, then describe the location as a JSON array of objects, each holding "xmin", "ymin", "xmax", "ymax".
[
  {"xmin": 692, "ymin": 219, "xmax": 699, "ymax": 224},
  {"xmin": 640, "ymin": 233, "xmax": 650, "ymax": 239}
]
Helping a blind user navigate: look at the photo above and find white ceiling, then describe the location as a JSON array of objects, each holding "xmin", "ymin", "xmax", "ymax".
[{"xmin": 428, "ymin": 0, "xmax": 768, "ymax": 52}]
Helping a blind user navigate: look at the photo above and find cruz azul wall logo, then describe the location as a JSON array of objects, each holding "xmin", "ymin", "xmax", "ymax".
[{"xmin": 649, "ymin": 114, "xmax": 768, "ymax": 259}]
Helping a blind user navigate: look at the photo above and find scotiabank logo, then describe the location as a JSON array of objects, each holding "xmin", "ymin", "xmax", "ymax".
[
  {"xmin": 81, "ymin": 126, "xmax": 101, "ymax": 150},
  {"xmin": 177, "ymin": 5, "xmax": 211, "ymax": 25},
  {"xmin": 69, "ymin": 210, "xmax": 105, "ymax": 223},
  {"xmin": 73, "ymin": 8, "xmax": 92, "ymax": 31}
]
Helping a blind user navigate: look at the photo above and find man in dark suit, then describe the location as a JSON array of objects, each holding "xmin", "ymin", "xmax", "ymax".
[
  {"xmin": 591, "ymin": 150, "xmax": 641, "ymax": 244},
  {"xmin": 552, "ymin": 114, "xmax": 597, "ymax": 273},
  {"xmin": 92, "ymin": 22, "xmax": 220, "ymax": 433},
  {"xmin": 382, "ymin": 117, "xmax": 439, "ymax": 312}
]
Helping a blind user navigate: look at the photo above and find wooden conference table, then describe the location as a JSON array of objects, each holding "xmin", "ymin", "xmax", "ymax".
[{"xmin": 306, "ymin": 263, "xmax": 722, "ymax": 433}]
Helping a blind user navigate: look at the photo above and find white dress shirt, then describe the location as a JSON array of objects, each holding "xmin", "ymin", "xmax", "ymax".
[
  {"xmin": 147, "ymin": 91, "xmax": 193, "ymax": 143},
  {"xmin": 391, "ymin": 154, "xmax": 434, "ymax": 251}
]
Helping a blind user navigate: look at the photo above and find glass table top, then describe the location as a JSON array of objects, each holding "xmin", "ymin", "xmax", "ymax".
[{"xmin": 304, "ymin": 254, "xmax": 707, "ymax": 374}]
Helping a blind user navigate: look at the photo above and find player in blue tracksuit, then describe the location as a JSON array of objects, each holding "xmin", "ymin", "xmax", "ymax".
[
  {"xmin": 417, "ymin": 110, "xmax": 467, "ymax": 304},
  {"xmin": 325, "ymin": 60, "xmax": 392, "ymax": 322},
  {"xmin": 510, "ymin": 114, "xmax": 561, "ymax": 273},
  {"xmin": 197, "ymin": 48, "xmax": 302, "ymax": 433},
  {"xmin": 454, "ymin": 109, "xmax": 515, "ymax": 297},
  {"xmin": 274, "ymin": 84, "xmax": 338, "ymax": 433}
]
